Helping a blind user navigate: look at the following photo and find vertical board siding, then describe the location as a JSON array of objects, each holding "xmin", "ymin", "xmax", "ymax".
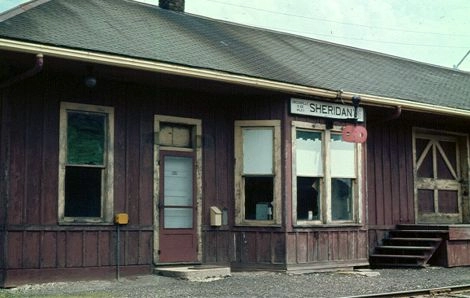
[
  {"xmin": 286, "ymin": 230, "xmax": 368, "ymax": 265},
  {"xmin": 367, "ymin": 120, "xmax": 414, "ymax": 227},
  {"xmin": 232, "ymin": 231, "xmax": 285, "ymax": 265},
  {"xmin": 4, "ymin": 77, "xmax": 156, "ymax": 274},
  {"xmin": 41, "ymin": 232, "xmax": 57, "ymax": 268}
]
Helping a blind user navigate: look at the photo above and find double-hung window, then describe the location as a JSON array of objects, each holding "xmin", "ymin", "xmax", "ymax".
[
  {"xmin": 59, "ymin": 102, "xmax": 114, "ymax": 223},
  {"xmin": 293, "ymin": 122, "xmax": 362, "ymax": 225},
  {"xmin": 234, "ymin": 120, "xmax": 281, "ymax": 225}
]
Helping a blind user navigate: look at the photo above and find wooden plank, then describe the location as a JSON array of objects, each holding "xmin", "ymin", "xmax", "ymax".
[
  {"xmin": 246, "ymin": 232, "xmax": 257, "ymax": 263},
  {"xmin": 125, "ymin": 231, "xmax": 140, "ymax": 265},
  {"xmin": 286, "ymin": 233, "xmax": 297, "ymax": 264},
  {"xmin": 374, "ymin": 126, "xmax": 385, "ymax": 225},
  {"xmin": 445, "ymin": 241, "xmax": 470, "ymax": 266},
  {"xmin": 8, "ymin": 95, "xmax": 26, "ymax": 225},
  {"xmin": 405, "ymin": 127, "xmax": 415, "ymax": 223},
  {"xmin": 308, "ymin": 232, "xmax": 318, "ymax": 262},
  {"xmin": 390, "ymin": 128, "xmax": 401, "ymax": 224},
  {"xmin": 138, "ymin": 231, "xmax": 152, "ymax": 265},
  {"xmin": 25, "ymin": 97, "xmax": 43, "ymax": 224},
  {"xmin": 398, "ymin": 123, "xmax": 410, "ymax": 223},
  {"xmin": 358, "ymin": 230, "xmax": 368, "ymax": 259},
  {"xmin": 318, "ymin": 232, "xmax": 329, "ymax": 261},
  {"xmin": 217, "ymin": 231, "xmax": 230, "ymax": 263},
  {"xmin": 125, "ymin": 100, "xmax": 140, "ymax": 224},
  {"xmin": 337, "ymin": 231, "xmax": 348, "ymax": 260},
  {"xmin": 272, "ymin": 232, "xmax": 285, "ymax": 264},
  {"xmin": 7, "ymin": 232, "xmax": 23, "ymax": 268},
  {"xmin": 66, "ymin": 232, "xmax": 83, "ymax": 267},
  {"xmin": 41, "ymin": 232, "xmax": 57, "ymax": 268},
  {"xmin": 113, "ymin": 96, "xmax": 127, "ymax": 214},
  {"xmin": 56, "ymin": 231, "xmax": 66, "ymax": 268},
  {"xmin": 23, "ymin": 231, "xmax": 40, "ymax": 268},
  {"xmin": 41, "ymin": 97, "xmax": 59, "ymax": 225},
  {"xmin": 215, "ymin": 112, "xmax": 230, "ymax": 222},
  {"xmin": 449, "ymin": 227, "xmax": 470, "ymax": 240},
  {"xmin": 84, "ymin": 232, "xmax": 98, "ymax": 267},
  {"xmin": 204, "ymin": 232, "xmax": 217, "ymax": 263},
  {"xmin": 139, "ymin": 100, "xmax": 154, "ymax": 226},
  {"xmin": 99, "ymin": 231, "xmax": 111, "ymax": 266},
  {"xmin": 366, "ymin": 126, "xmax": 377, "ymax": 225},
  {"xmin": 382, "ymin": 125, "xmax": 393, "ymax": 225},
  {"xmin": 257, "ymin": 232, "xmax": 272, "ymax": 263},
  {"xmin": 295, "ymin": 232, "xmax": 307, "ymax": 263}
]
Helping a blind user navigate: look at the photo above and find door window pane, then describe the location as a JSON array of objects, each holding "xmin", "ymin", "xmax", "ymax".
[
  {"xmin": 296, "ymin": 130, "xmax": 323, "ymax": 176},
  {"xmin": 243, "ymin": 128, "xmax": 273, "ymax": 175},
  {"xmin": 331, "ymin": 134, "xmax": 355, "ymax": 178},
  {"xmin": 331, "ymin": 178, "xmax": 353, "ymax": 220},
  {"xmin": 164, "ymin": 156, "xmax": 193, "ymax": 206},
  {"xmin": 164, "ymin": 208, "xmax": 193, "ymax": 228},
  {"xmin": 67, "ymin": 112, "xmax": 105, "ymax": 165}
]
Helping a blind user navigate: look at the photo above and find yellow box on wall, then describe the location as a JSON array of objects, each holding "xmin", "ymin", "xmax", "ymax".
[{"xmin": 115, "ymin": 213, "xmax": 129, "ymax": 225}]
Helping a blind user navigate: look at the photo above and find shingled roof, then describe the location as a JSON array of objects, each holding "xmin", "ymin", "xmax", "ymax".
[{"xmin": 0, "ymin": 0, "xmax": 469, "ymax": 112}]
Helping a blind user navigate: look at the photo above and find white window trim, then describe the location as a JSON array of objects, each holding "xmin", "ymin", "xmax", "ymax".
[
  {"xmin": 58, "ymin": 102, "xmax": 114, "ymax": 224},
  {"xmin": 292, "ymin": 121, "xmax": 363, "ymax": 226},
  {"xmin": 234, "ymin": 120, "xmax": 281, "ymax": 226}
]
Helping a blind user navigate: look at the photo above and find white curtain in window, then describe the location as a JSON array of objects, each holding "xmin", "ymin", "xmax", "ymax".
[
  {"xmin": 296, "ymin": 131, "xmax": 323, "ymax": 176},
  {"xmin": 331, "ymin": 135, "xmax": 355, "ymax": 178},
  {"xmin": 243, "ymin": 128, "xmax": 273, "ymax": 174}
]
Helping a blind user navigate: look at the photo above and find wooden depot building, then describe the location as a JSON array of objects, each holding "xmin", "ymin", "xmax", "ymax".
[{"xmin": 1, "ymin": 0, "xmax": 470, "ymax": 287}]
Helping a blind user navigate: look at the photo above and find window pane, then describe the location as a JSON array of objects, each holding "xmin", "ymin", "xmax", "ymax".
[
  {"xmin": 64, "ymin": 166, "xmax": 102, "ymax": 217},
  {"xmin": 331, "ymin": 134, "xmax": 355, "ymax": 178},
  {"xmin": 244, "ymin": 176, "xmax": 273, "ymax": 220},
  {"xmin": 67, "ymin": 112, "xmax": 105, "ymax": 165},
  {"xmin": 164, "ymin": 208, "xmax": 193, "ymax": 228},
  {"xmin": 296, "ymin": 177, "xmax": 320, "ymax": 220},
  {"xmin": 331, "ymin": 178, "xmax": 353, "ymax": 220},
  {"xmin": 243, "ymin": 128, "xmax": 273, "ymax": 174},
  {"xmin": 164, "ymin": 156, "xmax": 193, "ymax": 206},
  {"xmin": 296, "ymin": 130, "xmax": 323, "ymax": 176}
]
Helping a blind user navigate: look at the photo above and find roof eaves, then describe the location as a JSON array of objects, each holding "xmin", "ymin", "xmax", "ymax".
[{"xmin": 1, "ymin": 37, "xmax": 469, "ymax": 118}]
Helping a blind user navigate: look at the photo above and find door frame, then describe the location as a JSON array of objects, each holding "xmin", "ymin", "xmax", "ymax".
[
  {"xmin": 412, "ymin": 128, "xmax": 470, "ymax": 224},
  {"xmin": 153, "ymin": 115, "xmax": 202, "ymax": 264}
]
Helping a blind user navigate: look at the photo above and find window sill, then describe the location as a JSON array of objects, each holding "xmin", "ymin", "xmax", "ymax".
[
  {"xmin": 293, "ymin": 223, "xmax": 363, "ymax": 228},
  {"xmin": 235, "ymin": 221, "xmax": 282, "ymax": 228},
  {"xmin": 59, "ymin": 218, "xmax": 114, "ymax": 225}
]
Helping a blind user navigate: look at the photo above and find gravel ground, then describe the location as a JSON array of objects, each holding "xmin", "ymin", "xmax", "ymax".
[{"xmin": 2, "ymin": 267, "xmax": 470, "ymax": 297}]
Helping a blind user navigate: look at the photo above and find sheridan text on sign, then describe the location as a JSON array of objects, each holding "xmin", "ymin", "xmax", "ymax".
[{"xmin": 290, "ymin": 98, "xmax": 364, "ymax": 122}]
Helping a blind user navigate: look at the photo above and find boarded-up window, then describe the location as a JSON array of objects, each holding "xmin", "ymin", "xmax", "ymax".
[{"xmin": 159, "ymin": 123, "xmax": 193, "ymax": 148}]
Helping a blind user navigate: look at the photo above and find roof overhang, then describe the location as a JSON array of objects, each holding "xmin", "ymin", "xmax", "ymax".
[{"xmin": 1, "ymin": 38, "xmax": 469, "ymax": 118}]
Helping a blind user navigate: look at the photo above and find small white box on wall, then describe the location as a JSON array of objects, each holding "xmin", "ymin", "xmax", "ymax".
[{"xmin": 210, "ymin": 206, "xmax": 222, "ymax": 226}]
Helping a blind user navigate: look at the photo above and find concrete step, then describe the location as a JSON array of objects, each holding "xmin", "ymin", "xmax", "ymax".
[{"xmin": 154, "ymin": 265, "xmax": 231, "ymax": 282}]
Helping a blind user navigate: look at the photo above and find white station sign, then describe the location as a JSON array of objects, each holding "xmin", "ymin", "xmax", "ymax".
[{"xmin": 290, "ymin": 98, "xmax": 364, "ymax": 122}]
